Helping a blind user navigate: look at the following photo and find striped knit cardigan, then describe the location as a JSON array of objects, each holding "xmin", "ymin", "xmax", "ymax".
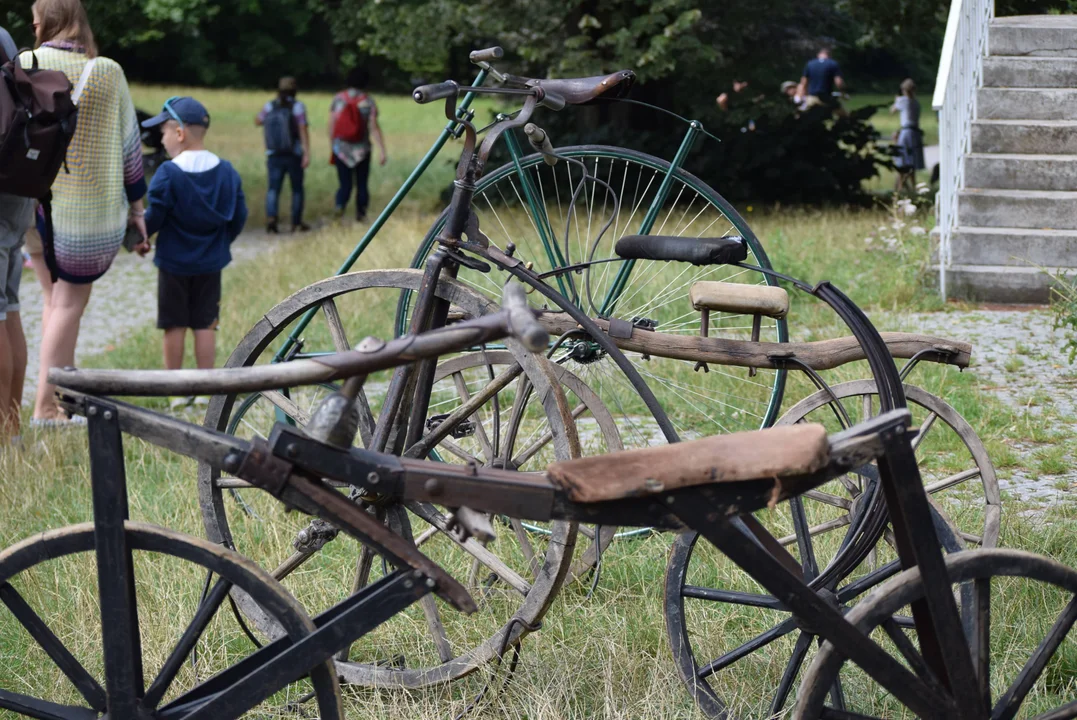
[{"xmin": 20, "ymin": 46, "xmax": 145, "ymax": 283}]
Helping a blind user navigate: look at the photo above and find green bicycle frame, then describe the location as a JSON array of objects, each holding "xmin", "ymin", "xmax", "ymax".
[
  {"xmin": 499, "ymin": 118, "xmax": 703, "ymax": 319},
  {"xmin": 272, "ymin": 69, "xmax": 490, "ymax": 363}
]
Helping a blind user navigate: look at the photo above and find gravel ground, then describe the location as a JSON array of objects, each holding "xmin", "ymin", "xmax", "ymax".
[
  {"xmin": 19, "ymin": 232, "xmax": 274, "ymax": 406},
  {"xmin": 895, "ymin": 307, "xmax": 1077, "ymax": 504}
]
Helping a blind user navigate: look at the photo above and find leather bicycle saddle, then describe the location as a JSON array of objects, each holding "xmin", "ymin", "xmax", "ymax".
[{"xmin": 526, "ymin": 70, "xmax": 636, "ymax": 105}]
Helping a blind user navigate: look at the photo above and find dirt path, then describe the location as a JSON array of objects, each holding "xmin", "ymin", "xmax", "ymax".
[
  {"xmin": 19, "ymin": 232, "xmax": 275, "ymax": 406},
  {"xmin": 896, "ymin": 307, "xmax": 1077, "ymax": 503}
]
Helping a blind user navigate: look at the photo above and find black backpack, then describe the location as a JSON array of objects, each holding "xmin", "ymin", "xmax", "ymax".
[
  {"xmin": 0, "ymin": 48, "xmax": 79, "ymax": 199},
  {"xmin": 263, "ymin": 98, "xmax": 297, "ymax": 154}
]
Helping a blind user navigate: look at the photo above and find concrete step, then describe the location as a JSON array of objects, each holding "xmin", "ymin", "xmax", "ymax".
[
  {"xmin": 965, "ymin": 153, "xmax": 1077, "ymax": 191},
  {"xmin": 989, "ymin": 15, "xmax": 1077, "ymax": 58},
  {"xmin": 971, "ymin": 120, "xmax": 1077, "ymax": 154},
  {"xmin": 943, "ymin": 263, "xmax": 1075, "ymax": 304},
  {"xmin": 983, "ymin": 56, "xmax": 1077, "ymax": 87},
  {"xmin": 958, "ymin": 188, "xmax": 1077, "ymax": 229},
  {"xmin": 977, "ymin": 88, "xmax": 1077, "ymax": 120},
  {"xmin": 950, "ymin": 226, "xmax": 1077, "ymax": 267}
]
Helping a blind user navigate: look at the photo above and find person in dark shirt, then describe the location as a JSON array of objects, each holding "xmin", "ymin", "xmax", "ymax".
[
  {"xmin": 797, "ymin": 47, "xmax": 845, "ymax": 112},
  {"xmin": 141, "ymin": 97, "xmax": 247, "ymax": 402}
]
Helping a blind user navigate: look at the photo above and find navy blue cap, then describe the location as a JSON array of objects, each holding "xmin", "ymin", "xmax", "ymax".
[{"xmin": 141, "ymin": 97, "xmax": 211, "ymax": 129}]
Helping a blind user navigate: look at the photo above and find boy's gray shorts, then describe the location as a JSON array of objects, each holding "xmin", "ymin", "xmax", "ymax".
[{"xmin": 0, "ymin": 194, "xmax": 34, "ymax": 322}]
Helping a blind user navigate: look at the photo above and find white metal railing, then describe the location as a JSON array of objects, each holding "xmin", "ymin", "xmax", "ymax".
[{"xmin": 933, "ymin": 0, "xmax": 994, "ymax": 299}]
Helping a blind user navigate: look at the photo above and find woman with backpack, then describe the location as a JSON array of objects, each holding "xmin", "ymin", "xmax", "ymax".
[
  {"xmin": 23, "ymin": 0, "xmax": 147, "ymax": 426},
  {"xmin": 329, "ymin": 67, "xmax": 387, "ymax": 223}
]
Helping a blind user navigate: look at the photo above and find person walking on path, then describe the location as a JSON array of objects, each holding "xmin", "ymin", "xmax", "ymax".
[
  {"xmin": 256, "ymin": 76, "xmax": 310, "ymax": 234},
  {"xmin": 0, "ymin": 25, "xmax": 32, "ymax": 443},
  {"xmin": 142, "ymin": 97, "xmax": 247, "ymax": 408},
  {"xmin": 22, "ymin": 0, "xmax": 147, "ymax": 426},
  {"xmin": 797, "ymin": 47, "xmax": 845, "ymax": 112},
  {"xmin": 891, "ymin": 78, "xmax": 925, "ymax": 194},
  {"xmin": 329, "ymin": 67, "xmax": 387, "ymax": 223}
]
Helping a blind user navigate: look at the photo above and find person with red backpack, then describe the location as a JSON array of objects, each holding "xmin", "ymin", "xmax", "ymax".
[{"xmin": 328, "ymin": 67, "xmax": 387, "ymax": 223}]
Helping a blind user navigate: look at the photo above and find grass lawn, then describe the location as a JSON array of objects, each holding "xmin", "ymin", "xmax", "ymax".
[{"xmin": 0, "ymin": 86, "xmax": 1074, "ymax": 719}]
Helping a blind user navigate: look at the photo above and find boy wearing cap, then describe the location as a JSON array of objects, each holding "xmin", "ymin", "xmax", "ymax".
[{"xmin": 142, "ymin": 97, "xmax": 248, "ymax": 390}]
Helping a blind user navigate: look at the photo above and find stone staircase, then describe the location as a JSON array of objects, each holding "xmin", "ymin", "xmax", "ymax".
[{"xmin": 946, "ymin": 15, "xmax": 1077, "ymax": 303}]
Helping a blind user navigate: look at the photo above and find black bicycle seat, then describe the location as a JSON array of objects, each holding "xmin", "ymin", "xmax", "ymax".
[{"xmin": 615, "ymin": 235, "xmax": 748, "ymax": 266}]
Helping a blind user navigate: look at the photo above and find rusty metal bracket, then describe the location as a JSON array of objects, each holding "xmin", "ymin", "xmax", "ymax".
[{"xmin": 235, "ymin": 438, "xmax": 294, "ymax": 499}]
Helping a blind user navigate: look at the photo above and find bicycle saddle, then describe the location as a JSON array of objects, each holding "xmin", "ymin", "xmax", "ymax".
[
  {"xmin": 547, "ymin": 423, "xmax": 830, "ymax": 503},
  {"xmin": 526, "ymin": 70, "xmax": 635, "ymax": 105},
  {"xmin": 615, "ymin": 235, "xmax": 748, "ymax": 266}
]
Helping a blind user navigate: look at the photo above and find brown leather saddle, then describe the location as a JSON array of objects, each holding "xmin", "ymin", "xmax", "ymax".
[{"xmin": 526, "ymin": 70, "xmax": 636, "ymax": 105}]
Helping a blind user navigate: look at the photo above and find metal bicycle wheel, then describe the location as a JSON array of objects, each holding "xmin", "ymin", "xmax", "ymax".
[
  {"xmin": 663, "ymin": 382, "xmax": 999, "ymax": 718},
  {"xmin": 402, "ymin": 144, "xmax": 789, "ymax": 447},
  {"xmin": 797, "ymin": 549, "xmax": 1077, "ymax": 718},
  {"xmin": 198, "ymin": 269, "xmax": 582, "ymax": 688},
  {"xmin": 0, "ymin": 521, "xmax": 341, "ymax": 719}
]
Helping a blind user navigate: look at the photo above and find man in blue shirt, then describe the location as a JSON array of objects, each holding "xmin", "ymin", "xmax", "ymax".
[{"xmin": 798, "ymin": 47, "xmax": 845, "ymax": 112}]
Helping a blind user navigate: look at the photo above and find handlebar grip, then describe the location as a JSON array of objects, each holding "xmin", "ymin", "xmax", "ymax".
[
  {"xmin": 469, "ymin": 46, "xmax": 504, "ymax": 64},
  {"xmin": 502, "ymin": 284, "xmax": 549, "ymax": 353},
  {"xmin": 524, "ymin": 123, "xmax": 558, "ymax": 166},
  {"xmin": 413, "ymin": 80, "xmax": 460, "ymax": 104}
]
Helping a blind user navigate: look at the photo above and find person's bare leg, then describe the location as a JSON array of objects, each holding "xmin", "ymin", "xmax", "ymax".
[
  {"xmin": 29, "ymin": 253, "xmax": 53, "ymax": 330},
  {"xmin": 7, "ymin": 311, "xmax": 26, "ymax": 437},
  {"xmin": 33, "ymin": 280, "xmax": 92, "ymax": 420},
  {"xmin": 193, "ymin": 329, "xmax": 216, "ymax": 370},
  {"xmin": 0, "ymin": 318, "xmax": 13, "ymax": 438},
  {"xmin": 163, "ymin": 328, "xmax": 186, "ymax": 370}
]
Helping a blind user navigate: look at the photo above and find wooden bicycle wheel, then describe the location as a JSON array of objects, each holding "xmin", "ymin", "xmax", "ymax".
[
  {"xmin": 0, "ymin": 522, "xmax": 341, "ymax": 719},
  {"xmin": 796, "ymin": 549, "xmax": 1077, "ymax": 718},
  {"xmin": 663, "ymin": 382, "xmax": 999, "ymax": 718},
  {"xmin": 198, "ymin": 269, "xmax": 582, "ymax": 688}
]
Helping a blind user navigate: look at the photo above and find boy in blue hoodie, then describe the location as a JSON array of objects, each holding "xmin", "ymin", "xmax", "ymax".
[{"xmin": 142, "ymin": 97, "xmax": 247, "ymax": 384}]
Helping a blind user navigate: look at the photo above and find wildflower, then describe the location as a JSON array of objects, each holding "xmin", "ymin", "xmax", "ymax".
[
  {"xmin": 864, "ymin": 237, "xmax": 874, "ymax": 244},
  {"xmin": 909, "ymin": 226, "xmax": 927, "ymax": 236},
  {"xmin": 902, "ymin": 203, "xmax": 917, "ymax": 216},
  {"xmin": 891, "ymin": 220, "xmax": 906, "ymax": 230}
]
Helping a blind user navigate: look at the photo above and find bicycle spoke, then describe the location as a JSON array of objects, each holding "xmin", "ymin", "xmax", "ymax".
[
  {"xmin": 0, "ymin": 688, "xmax": 97, "ymax": 720},
  {"xmin": 144, "ymin": 577, "xmax": 233, "ymax": 708},
  {"xmin": 802, "ymin": 489, "xmax": 853, "ymax": 510},
  {"xmin": 770, "ymin": 631, "xmax": 814, "ymax": 715},
  {"xmin": 881, "ymin": 617, "xmax": 947, "ymax": 694},
  {"xmin": 681, "ymin": 585, "xmax": 783, "ymax": 610},
  {"xmin": 993, "ymin": 595, "xmax": 1077, "ymax": 720},
  {"xmin": 911, "ymin": 411, "xmax": 938, "ymax": 452},
  {"xmin": 969, "ymin": 577, "xmax": 991, "ymax": 708},
  {"xmin": 260, "ymin": 390, "xmax": 310, "ymax": 426},
  {"xmin": 0, "ymin": 584, "xmax": 106, "ymax": 712},
  {"xmin": 696, "ymin": 617, "xmax": 798, "ymax": 680},
  {"xmin": 320, "ymin": 298, "xmax": 351, "ymax": 352},
  {"xmin": 924, "ymin": 467, "xmax": 981, "ymax": 494},
  {"xmin": 419, "ymin": 594, "xmax": 454, "ymax": 664},
  {"xmin": 406, "ymin": 502, "xmax": 532, "ymax": 596}
]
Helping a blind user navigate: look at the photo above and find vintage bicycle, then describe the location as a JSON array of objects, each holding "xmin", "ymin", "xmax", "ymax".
[
  {"xmin": 187, "ymin": 53, "xmax": 999, "ymax": 706},
  {"xmin": 3, "ymin": 277, "xmax": 1069, "ymax": 720}
]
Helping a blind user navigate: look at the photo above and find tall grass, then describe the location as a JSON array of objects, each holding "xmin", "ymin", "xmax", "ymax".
[{"xmin": 0, "ymin": 86, "xmax": 1073, "ymax": 719}]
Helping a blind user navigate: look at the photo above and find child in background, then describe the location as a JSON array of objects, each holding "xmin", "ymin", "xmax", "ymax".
[{"xmin": 140, "ymin": 97, "xmax": 247, "ymax": 408}]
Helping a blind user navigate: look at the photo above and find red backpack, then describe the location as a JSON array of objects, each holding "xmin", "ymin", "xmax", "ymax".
[{"xmin": 331, "ymin": 92, "xmax": 368, "ymax": 144}]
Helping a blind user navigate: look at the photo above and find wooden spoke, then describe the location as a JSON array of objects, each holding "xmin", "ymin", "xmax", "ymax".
[
  {"xmin": 777, "ymin": 516, "xmax": 851, "ymax": 547},
  {"xmin": 336, "ymin": 544, "xmax": 376, "ymax": 663},
  {"xmin": 0, "ymin": 687, "xmax": 97, "ymax": 720},
  {"xmin": 911, "ymin": 411, "xmax": 939, "ymax": 452},
  {"xmin": 509, "ymin": 518, "xmax": 541, "ymax": 579},
  {"xmin": 0, "ymin": 583, "xmax": 107, "ymax": 712},
  {"xmin": 681, "ymin": 586, "xmax": 784, "ymax": 609},
  {"xmin": 260, "ymin": 390, "xmax": 310, "ymax": 426},
  {"xmin": 144, "ymin": 578, "xmax": 233, "ymax": 708},
  {"xmin": 436, "ymin": 437, "xmax": 482, "ymax": 465},
  {"xmin": 215, "ymin": 478, "xmax": 255, "ymax": 489},
  {"xmin": 881, "ymin": 617, "xmax": 947, "ymax": 695},
  {"xmin": 770, "ymin": 631, "xmax": 814, "ymax": 715},
  {"xmin": 320, "ymin": 298, "xmax": 351, "ymax": 352},
  {"xmin": 406, "ymin": 502, "xmax": 532, "ymax": 597},
  {"xmin": 924, "ymin": 467, "xmax": 981, "ymax": 495},
  {"xmin": 697, "ymin": 617, "xmax": 798, "ymax": 680},
  {"xmin": 578, "ymin": 525, "xmax": 597, "ymax": 540},
  {"xmin": 802, "ymin": 489, "xmax": 853, "ymax": 510},
  {"xmin": 451, "ymin": 372, "xmax": 495, "ymax": 463},
  {"xmin": 419, "ymin": 595, "xmax": 454, "ymax": 664},
  {"xmin": 960, "ymin": 532, "xmax": 984, "ymax": 546},
  {"xmin": 414, "ymin": 526, "xmax": 439, "ymax": 548},
  {"xmin": 861, "ymin": 393, "xmax": 873, "ymax": 424},
  {"xmin": 994, "ymin": 595, "xmax": 1077, "ymax": 720},
  {"xmin": 969, "ymin": 577, "xmax": 991, "ymax": 709}
]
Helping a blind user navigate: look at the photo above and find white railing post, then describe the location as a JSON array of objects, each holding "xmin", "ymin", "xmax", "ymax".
[{"xmin": 933, "ymin": 0, "xmax": 994, "ymax": 300}]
